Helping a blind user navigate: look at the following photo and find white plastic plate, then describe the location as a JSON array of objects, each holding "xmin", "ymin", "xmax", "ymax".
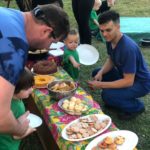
[
  {"xmin": 50, "ymin": 42, "xmax": 64, "ymax": 49},
  {"xmin": 27, "ymin": 113, "xmax": 42, "ymax": 128},
  {"xmin": 85, "ymin": 130, "xmax": 138, "ymax": 150},
  {"xmin": 77, "ymin": 44, "xmax": 99, "ymax": 65},
  {"xmin": 49, "ymin": 49, "xmax": 64, "ymax": 56}
]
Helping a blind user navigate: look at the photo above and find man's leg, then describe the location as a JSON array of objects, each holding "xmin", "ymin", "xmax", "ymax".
[{"xmin": 101, "ymin": 82, "xmax": 147, "ymax": 119}]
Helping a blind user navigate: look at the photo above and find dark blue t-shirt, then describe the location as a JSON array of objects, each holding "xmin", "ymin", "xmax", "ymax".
[
  {"xmin": 0, "ymin": 7, "xmax": 29, "ymax": 85},
  {"xmin": 106, "ymin": 34, "xmax": 150, "ymax": 84}
]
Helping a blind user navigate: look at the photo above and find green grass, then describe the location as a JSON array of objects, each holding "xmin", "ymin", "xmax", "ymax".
[
  {"xmin": 1, "ymin": 0, "xmax": 150, "ymax": 149},
  {"xmin": 64, "ymin": 1, "xmax": 150, "ymax": 150}
]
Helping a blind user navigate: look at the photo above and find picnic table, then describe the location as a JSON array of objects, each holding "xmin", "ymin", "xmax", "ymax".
[{"xmin": 26, "ymin": 67, "xmax": 118, "ymax": 150}]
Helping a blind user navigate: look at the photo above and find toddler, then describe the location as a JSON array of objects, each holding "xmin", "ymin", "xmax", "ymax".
[{"xmin": 63, "ymin": 29, "xmax": 80, "ymax": 81}]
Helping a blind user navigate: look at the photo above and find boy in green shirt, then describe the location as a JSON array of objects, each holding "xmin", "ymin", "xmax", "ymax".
[
  {"xmin": 0, "ymin": 68, "xmax": 35, "ymax": 150},
  {"xmin": 63, "ymin": 29, "xmax": 80, "ymax": 81}
]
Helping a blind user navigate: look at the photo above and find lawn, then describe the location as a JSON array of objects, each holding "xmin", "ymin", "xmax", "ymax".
[
  {"xmin": 1, "ymin": 0, "xmax": 150, "ymax": 150},
  {"xmin": 65, "ymin": 1, "xmax": 150, "ymax": 149}
]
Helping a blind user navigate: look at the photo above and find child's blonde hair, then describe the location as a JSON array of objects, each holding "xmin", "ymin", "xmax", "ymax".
[{"xmin": 93, "ymin": 0, "xmax": 102, "ymax": 11}]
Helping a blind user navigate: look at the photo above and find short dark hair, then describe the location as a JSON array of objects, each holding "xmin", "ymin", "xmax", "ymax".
[
  {"xmin": 32, "ymin": 4, "xmax": 70, "ymax": 40},
  {"xmin": 68, "ymin": 29, "xmax": 79, "ymax": 35},
  {"xmin": 14, "ymin": 68, "xmax": 34, "ymax": 94},
  {"xmin": 98, "ymin": 10, "xmax": 120, "ymax": 25}
]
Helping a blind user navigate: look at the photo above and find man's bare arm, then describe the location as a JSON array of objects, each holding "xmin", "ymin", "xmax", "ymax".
[{"xmin": 0, "ymin": 76, "xmax": 29, "ymax": 136}]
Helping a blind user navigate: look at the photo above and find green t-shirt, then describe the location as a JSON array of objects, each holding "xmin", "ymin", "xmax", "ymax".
[
  {"xmin": 89, "ymin": 10, "xmax": 99, "ymax": 30},
  {"xmin": 63, "ymin": 47, "xmax": 80, "ymax": 80},
  {"xmin": 0, "ymin": 99, "xmax": 25, "ymax": 150}
]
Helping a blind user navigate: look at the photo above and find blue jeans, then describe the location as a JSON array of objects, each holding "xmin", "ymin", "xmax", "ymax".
[{"xmin": 92, "ymin": 68, "xmax": 149, "ymax": 113}]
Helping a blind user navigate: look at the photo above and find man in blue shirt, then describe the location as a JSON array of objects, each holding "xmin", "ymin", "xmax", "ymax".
[
  {"xmin": 0, "ymin": 4, "xmax": 69, "ymax": 137},
  {"xmin": 88, "ymin": 10, "xmax": 150, "ymax": 120}
]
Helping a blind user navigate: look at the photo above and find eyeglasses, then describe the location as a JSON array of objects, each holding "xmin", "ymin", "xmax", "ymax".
[{"xmin": 32, "ymin": 6, "xmax": 56, "ymax": 39}]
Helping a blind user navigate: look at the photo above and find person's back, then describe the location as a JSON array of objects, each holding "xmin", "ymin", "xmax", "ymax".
[
  {"xmin": 0, "ymin": 7, "xmax": 28, "ymax": 85},
  {"xmin": 106, "ymin": 34, "xmax": 150, "ymax": 85}
]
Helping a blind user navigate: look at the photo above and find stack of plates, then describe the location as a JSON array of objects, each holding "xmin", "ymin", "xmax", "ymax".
[{"xmin": 49, "ymin": 42, "xmax": 64, "ymax": 56}]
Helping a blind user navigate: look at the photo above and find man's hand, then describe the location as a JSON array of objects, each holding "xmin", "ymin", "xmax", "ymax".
[
  {"xmin": 94, "ymin": 71, "xmax": 103, "ymax": 81},
  {"xmin": 87, "ymin": 80, "xmax": 103, "ymax": 89},
  {"xmin": 14, "ymin": 111, "xmax": 30, "ymax": 136},
  {"xmin": 13, "ymin": 126, "xmax": 36, "ymax": 140}
]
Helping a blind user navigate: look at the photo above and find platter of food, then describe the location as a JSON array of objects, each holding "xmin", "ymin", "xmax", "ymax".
[
  {"xmin": 31, "ymin": 60, "xmax": 58, "ymax": 75},
  {"xmin": 85, "ymin": 130, "xmax": 138, "ymax": 150},
  {"xmin": 47, "ymin": 80, "xmax": 77, "ymax": 99},
  {"xmin": 58, "ymin": 96, "xmax": 91, "ymax": 115},
  {"xmin": 31, "ymin": 67, "xmax": 58, "ymax": 76},
  {"xmin": 34, "ymin": 75, "xmax": 55, "ymax": 88},
  {"xmin": 61, "ymin": 114, "xmax": 111, "ymax": 141},
  {"xmin": 28, "ymin": 49, "xmax": 48, "ymax": 55}
]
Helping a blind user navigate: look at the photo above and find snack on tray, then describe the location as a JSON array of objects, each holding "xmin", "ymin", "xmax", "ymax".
[
  {"xmin": 114, "ymin": 135, "xmax": 125, "ymax": 145},
  {"xmin": 50, "ymin": 81, "xmax": 75, "ymax": 92},
  {"xmin": 61, "ymin": 96, "xmax": 88, "ymax": 115},
  {"xmin": 34, "ymin": 75, "xmax": 55, "ymax": 88},
  {"xmin": 29, "ymin": 49, "xmax": 48, "ymax": 54},
  {"xmin": 66, "ymin": 115, "xmax": 110, "ymax": 139},
  {"xmin": 92, "ymin": 135, "xmax": 125, "ymax": 150}
]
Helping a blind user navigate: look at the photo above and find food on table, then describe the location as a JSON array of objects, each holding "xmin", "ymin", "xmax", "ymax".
[
  {"xmin": 65, "ymin": 115, "xmax": 110, "ymax": 139},
  {"xmin": 33, "ymin": 60, "xmax": 57, "ymax": 75},
  {"xmin": 34, "ymin": 75, "xmax": 55, "ymax": 88},
  {"xmin": 61, "ymin": 96, "xmax": 89, "ymax": 115},
  {"xmin": 103, "ymin": 136, "xmax": 114, "ymax": 144},
  {"xmin": 29, "ymin": 49, "xmax": 48, "ymax": 54},
  {"xmin": 114, "ymin": 135, "xmax": 125, "ymax": 145},
  {"xmin": 92, "ymin": 135, "xmax": 125, "ymax": 150},
  {"xmin": 50, "ymin": 81, "xmax": 75, "ymax": 92}
]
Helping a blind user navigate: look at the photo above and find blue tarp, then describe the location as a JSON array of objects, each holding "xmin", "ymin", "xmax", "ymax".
[{"xmin": 120, "ymin": 17, "xmax": 150, "ymax": 42}]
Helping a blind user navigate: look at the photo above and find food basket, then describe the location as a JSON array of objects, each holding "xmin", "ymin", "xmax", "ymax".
[{"xmin": 47, "ymin": 80, "xmax": 77, "ymax": 100}]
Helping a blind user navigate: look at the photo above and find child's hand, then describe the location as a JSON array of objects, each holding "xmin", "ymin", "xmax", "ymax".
[
  {"xmin": 13, "ymin": 126, "xmax": 36, "ymax": 140},
  {"xmin": 73, "ymin": 62, "xmax": 80, "ymax": 69},
  {"xmin": 69, "ymin": 56, "xmax": 80, "ymax": 69}
]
